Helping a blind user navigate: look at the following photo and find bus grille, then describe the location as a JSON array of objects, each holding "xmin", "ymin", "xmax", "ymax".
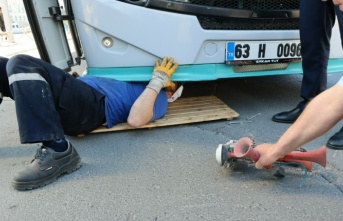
[{"xmin": 198, "ymin": 16, "xmax": 299, "ymax": 30}]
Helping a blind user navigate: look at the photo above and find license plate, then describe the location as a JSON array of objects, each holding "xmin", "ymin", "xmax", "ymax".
[{"xmin": 225, "ymin": 41, "xmax": 301, "ymax": 65}]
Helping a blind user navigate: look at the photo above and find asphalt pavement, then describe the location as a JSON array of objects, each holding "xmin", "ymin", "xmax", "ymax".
[{"xmin": 1, "ymin": 34, "xmax": 343, "ymax": 220}]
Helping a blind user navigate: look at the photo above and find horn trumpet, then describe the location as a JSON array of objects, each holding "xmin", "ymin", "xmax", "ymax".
[
  {"xmin": 277, "ymin": 159, "xmax": 313, "ymax": 172},
  {"xmin": 278, "ymin": 146, "xmax": 326, "ymax": 168}
]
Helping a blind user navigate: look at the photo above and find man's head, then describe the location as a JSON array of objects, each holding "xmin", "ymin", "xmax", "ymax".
[
  {"xmin": 165, "ymin": 82, "xmax": 184, "ymax": 103},
  {"xmin": 165, "ymin": 82, "xmax": 178, "ymax": 99}
]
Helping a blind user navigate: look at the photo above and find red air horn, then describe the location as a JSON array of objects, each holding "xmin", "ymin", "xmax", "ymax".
[{"xmin": 232, "ymin": 137, "xmax": 326, "ymax": 171}]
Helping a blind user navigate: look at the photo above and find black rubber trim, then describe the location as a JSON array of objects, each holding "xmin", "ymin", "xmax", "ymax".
[
  {"xmin": 64, "ymin": 0, "xmax": 83, "ymax": 65},
  {"xmin": 145, "ymin": 0, "xmax": 299, "ymax": 19}
]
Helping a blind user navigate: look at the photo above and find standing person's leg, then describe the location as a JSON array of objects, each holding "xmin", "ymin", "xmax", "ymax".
[
  {"xmin": 326, "ymin": 5, "xmax": 343, "ymax": 150},
  {"xmin": 6, "ymin": 55, "xmax": 105, "ymax": 190},
  {"xmin": 300, "ymin": 0, "xmax": 335, "ymax": 101},
  {"xmin": 272, "ymin": 0, "xmax": 335, "ymax": 123}
]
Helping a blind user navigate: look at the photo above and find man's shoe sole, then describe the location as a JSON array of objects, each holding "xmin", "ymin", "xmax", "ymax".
[
  {"xmin": 12, "ymin": 156, "xmax": 81, "ymax": 191},
  {"xmin": 326, "ymin": 143, "xmax": 343, "ymax": 150},
  {"xmin": 272, "ymin": 117, "xmax": 295, "ymax": 124}
]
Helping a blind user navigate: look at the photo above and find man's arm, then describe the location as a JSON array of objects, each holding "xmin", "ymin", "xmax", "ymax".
[
  {"xmin": 127, "ymin": 57, "xmax": 178, "ymax": 128},
  {"xmin": 127, "ymin": 88, "xmax": 158, "ymax": 128},
  {"xmin": 255, "ymin": 82, "xmax": 343, "ymax": 169}
]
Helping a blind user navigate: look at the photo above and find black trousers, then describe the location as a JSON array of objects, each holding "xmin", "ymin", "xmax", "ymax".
[
  {"xmin": 6, "ymin": 55, "xmax": 105, "ymax": 143},
  {"xmin": 299, "ymin": 0, "xmax": 343, "ymax": 105}
]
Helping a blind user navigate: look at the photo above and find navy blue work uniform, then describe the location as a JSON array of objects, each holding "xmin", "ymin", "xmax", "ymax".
[
  {"xmin": 299, "ymin": 0, "xmax": 343, "ymax": 107},
  {"xmin": 5, "ymin": 55, "xmax": 106, "ymax": 142},
  {"xmin": 0, "ymin": 55, "xmax": 168, "ymax": 144}
]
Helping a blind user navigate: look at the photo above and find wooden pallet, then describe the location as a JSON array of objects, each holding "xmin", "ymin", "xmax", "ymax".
[{"xmin": 89, "ymin": 95, "xmax": 239, "ymax": 134}]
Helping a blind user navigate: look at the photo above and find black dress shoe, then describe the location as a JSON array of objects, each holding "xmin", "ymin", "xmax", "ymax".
[
  {"xmin": 272, "ymin": 107, "xmax": 303, "ymax": 123},
  {"xmin": 327, "ymin": 127, "xmax": 343, "ymax": 150}
]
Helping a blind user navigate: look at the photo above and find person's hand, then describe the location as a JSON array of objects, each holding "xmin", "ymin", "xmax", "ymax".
[
  {"xmin": 254, "ymin": 143, "xmax": 281, "ymax": 169},
  {"xmin": 147, "ymin": 57, "xmax": 178, "ymax": 93},
  {"xmin": 153, "ymin": 57, "xmax": 178, "ymax": 88},
  {"xmin": 333, "ymin": 0, "xmax": 343, "ymax": 11}
]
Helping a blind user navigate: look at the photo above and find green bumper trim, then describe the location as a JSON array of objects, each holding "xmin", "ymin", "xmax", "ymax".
[{"xmin": 86, "ymin": 59, "xmax": 343, "ymax": 81}]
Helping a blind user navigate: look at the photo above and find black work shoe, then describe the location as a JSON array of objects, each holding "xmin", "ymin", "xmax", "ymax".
[
  {"xmin": 327, "ymin": 127, "xmax": 343, "ymax": 150},
  {"xmin": 272, "ymin": 107, "xmax": 303, "ymax": 123},
  {"xmin": 12, "ymin": 142, "xmax": 81, "ymax": 190}
]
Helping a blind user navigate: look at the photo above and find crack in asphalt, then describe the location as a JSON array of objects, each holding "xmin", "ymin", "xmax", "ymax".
[{"xmin": 320, "ymin": 170, "xmax": 343, "ymax": 193}]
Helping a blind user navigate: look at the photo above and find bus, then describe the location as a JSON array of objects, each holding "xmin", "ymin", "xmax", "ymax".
[{"xmin": 23, "ymin": 0, "xmax": 343, "ymax": 82}]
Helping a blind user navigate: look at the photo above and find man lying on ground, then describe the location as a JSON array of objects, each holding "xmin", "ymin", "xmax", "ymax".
[{"xmin": 0, "ymin": 54, "xmax": 178, "ymax": 190}]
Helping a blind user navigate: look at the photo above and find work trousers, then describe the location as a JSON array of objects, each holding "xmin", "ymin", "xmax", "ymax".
[
  {"xmin": 6, "ymin": 55, "xmax": 105, "ymax": 143},
  {"xmin": 299, "ymin": 0, "xmax": 343, "ymax": 104}
]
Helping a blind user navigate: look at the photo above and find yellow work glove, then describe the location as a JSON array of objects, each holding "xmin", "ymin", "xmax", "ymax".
[{"xmin": 147, "ymin": 56, "xmax": 178, "ymax": 93}]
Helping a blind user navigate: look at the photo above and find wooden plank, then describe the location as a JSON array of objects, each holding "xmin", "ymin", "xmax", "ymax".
[
  {"xmin": 167, "ymin": 104, "xmax": 230, "ymax": 113},
  {"xmin": 87, "ymin": 96, "xmax": 239, "ymax": 134},
  {"xmin": 167, "ymin": 100, "xmax": 224, "ymax": 109}
]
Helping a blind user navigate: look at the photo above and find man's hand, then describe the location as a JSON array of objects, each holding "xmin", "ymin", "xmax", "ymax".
[
  {"xmin": 147, "ymin": 57, "xmax": 178, "ymax": 93},
  {"xmin": 333, "ymin": 0, "xmax": 343, "ymax": 11},
  {"xmin": 153, "ymin": 57, "xmax": 178, "ymax": 88},
  {"xmin": 254, "ymin": 143, "xmax": 282, "ymax": 169}
]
